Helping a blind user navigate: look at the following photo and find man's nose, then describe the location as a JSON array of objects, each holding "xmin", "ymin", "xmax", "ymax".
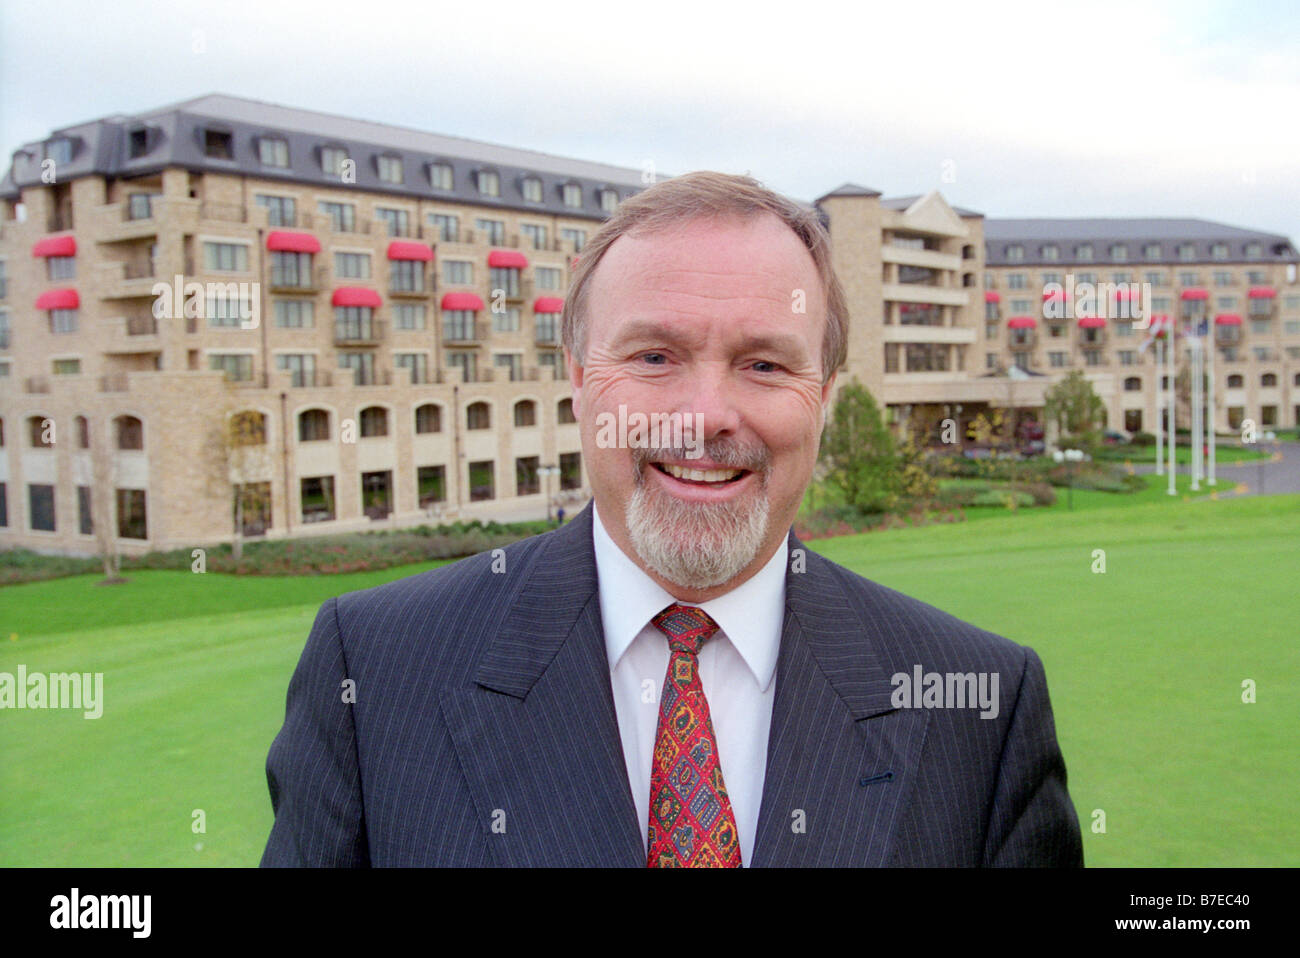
[{"xmin": 677, "ymin": 361, "xmax": 741, "ymax": 439}]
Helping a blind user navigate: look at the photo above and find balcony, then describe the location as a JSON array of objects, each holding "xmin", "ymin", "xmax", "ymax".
[
  {"xmin": 442, "ymin": 320, "xmax": 487, "ymax": 346},
  {"xmin": 107, "ymin": 314, "xmax": 162, "ymax": 354},
  {"xmin": 335, "ymin": 319, "xmax": 386, "ymax": 346},
  {"xmin": 389, "ymin": 272, "xmax": 433, "ymax": 298},
  {"xmin": 269, "ymin": 265, "xmax": 328, "ymax": 294},
  {"xmin": 99, "ymin": 259, "xmax": 158, "ymax": 299},
  {"xmin": 286, "ymin": 369, "xmax": 333, "ymax": 388},
  {"xmin": 200, "ymin": 201, "xmax": 248, "ymax": 223},
  {"xmin": 341, "ymin": 367, "xmax": 393, "ymax": 387},
  {"xmin": 535, "ymin": 327, "xmax": 562, "ymax": 346}
]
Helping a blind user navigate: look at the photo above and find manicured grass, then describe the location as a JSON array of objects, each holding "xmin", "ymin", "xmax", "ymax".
[
  {"xmin": 1094, "ymin": 444, "xmax": 1268, "ymax": 465},
  {"xmin": 1, "ymin": 494, "xmax": 1296, "ymax": 866}
]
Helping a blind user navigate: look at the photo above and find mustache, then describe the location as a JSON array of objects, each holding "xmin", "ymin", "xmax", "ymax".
[{"xmin": 631, "ymin": 438, "xmax": 772, "ymax": 476}]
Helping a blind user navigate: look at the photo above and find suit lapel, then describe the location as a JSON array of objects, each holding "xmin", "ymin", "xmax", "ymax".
[
  {"xmin": 439, "ymin": 503, "xmax": 644, "ymax": 866},
  {"xmin": 750, "ymin": 533, "xmax": 930, "ymax": 867}
]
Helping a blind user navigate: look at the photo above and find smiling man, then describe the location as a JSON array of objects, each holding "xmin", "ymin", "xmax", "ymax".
[{"xmin": 261, "ymin": 171, "xmax": 1083, "ymax": 868}]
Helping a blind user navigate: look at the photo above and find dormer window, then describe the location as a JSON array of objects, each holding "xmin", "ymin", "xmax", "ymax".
[
  {"xmin": 1143, "ymin": 243, "xmax": 1162, "ymax": 260},
  {"xmin": 1244, "ymin": 242, "xmax": 1261, "ymax": 259},
  {"xmin": 429, "ymin": 162, "xmax": 453, "ymax": 190},
  {"xmin": 1210, "ymin": 243, "xmax": 1228, "ymax": 260},
  {"xmin": 1110, "ymin": 244, "xmax": 1128, "ymax": 262},
  {"xmin": 203, "ymin": 129, "xmax": 233, "ymax": 159},
  {"xmin": 377, "ymin": 154, "xmax": 403, "ymax": 184},
  {"xmin": 47, "ymin": 138, "xmax": 73, "ymax": 166},
  {"xmin": 128, "ymin": 128, "xmax": 150, "ymax": 159},
  {"xmin": 522, "ymin": 177, "xmax": 543, "ymax": 202},
  {"xmin": 476, "ymin": 170, "xmax": 500, "ymax": 197},
  {"xmin": 562, "ymin": 183, "xmax": 583, "ymax": 208},
  {"xmin": 600, "ymin": 188, "xmax": 618, "ymax": 213},
  {"xmin": 1005, "ymin": 244, "xmax": 1024, "ymax": 262},
  {"xmin": 321, "ymin": 146, "xmax": 350, "ymax": 176},
  {"xmin": 1041, "ymin": 244, "xmax": 1059, "ymax": 261},
  {"xmin": 258, "ymin": 137, "xmax": 289, "ymax": 167}
]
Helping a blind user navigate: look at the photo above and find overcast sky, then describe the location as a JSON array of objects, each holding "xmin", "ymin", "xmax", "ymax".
[{"xmin": 2, "ymin": 0, "xmax": 1297, "ymax": 242}]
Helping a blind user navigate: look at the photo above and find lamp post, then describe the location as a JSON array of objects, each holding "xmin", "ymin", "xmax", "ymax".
[
  {"xmin": 1052, "ymin": 448, "xmax": 1084, "ymax": 510},
  {"xmin": 539, "ymin": 464, "xmax": 560, "ymax": 522}
]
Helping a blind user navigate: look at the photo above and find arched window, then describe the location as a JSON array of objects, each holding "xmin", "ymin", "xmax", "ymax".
[
  {"xmin": 1226, "ymin": 374, "xmax": 1244, "ymax": 388},
  {"xmin": 557, "ymin": 398, "xmax": 576, "ymax": 424},
  {"xmin": 414, "ymin": 403, "xmax": 442, "ymax": 434},
  {"xmin": 359, "ymin": 406, "xmax": 389, "ymax": 437},
  {"xmin": 466, "ymin": 401, "xmax": 491, "ymax": 430},
  {"xmin": 298, "ymin": 408, "xmax": 330, "ymax": 442},
  {"xmin": 29, "ymin": 415, "xmax": 54, "ymax": 447},
  {"xmin": 115, "ymin": 415, "xmax": 144, "ymax": 450},
  {"xmin": 75, "ymin": 415, "xmax": 89, "ymax": 448},
  {"xmin": 1123, "ymin": 377, "xmax": 1141, "ymax": 392},
  {"xmin": 1261, "ymin": 373, "xmax": 1277, "ymax": 388},
  {"xmin": 514, "ymin": 400, "xmax": 537, "ymax": 427}
]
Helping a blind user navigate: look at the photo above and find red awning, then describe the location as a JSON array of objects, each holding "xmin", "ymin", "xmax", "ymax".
[
  {"xmin": 387, "ymin": 241, "xmax": 433, "ymax": 262},
  {"xmin": 533, "ymin": 297, "xmax": 564, "ymax": 314},
  {"xmin": 36, "ymin": 288, "xmax": 79, "ymax": 310},
  {"xmin": 1077, "ymin": 316, "xmax": 1107, "ymax": 328},
  {"xmin": 32, "ymin": 235, "xmax": 77, "ymax": 257},
  {"xmin": 441, "ymin": 292, "xmax": 485, "ymax": 311},
  {"xmin": 1248, "ymin": 286, "xmax": 1277, "ymax": 299},
  {"xmin": 1042, "ymin": 289, "xmax": 1066, "ymax": 301},
  {"xmin": 266, "ymin": 231, "xmax": 321, "ymax": 253},
  {"xmin": 1180, "ymin": 288, "xmax": 1209, "ymax": 301},
  {"xmin": 1214, "ymin": 314, "xmax": 1242, "ymax": 326},
  {"xmin": 331, "ymin": 288, "xmax": 382, "ymax": 308},
  {"xmin": 487, "ymin": 249, "xmax": 528, "ymax": 269},
  {"xmin": 1007, "ymin": 316, "xmax": 1037, "ymax": 329},
  {"xmin": 984, "ymin": 291, "xmax": 1000, "ymax": 303}
]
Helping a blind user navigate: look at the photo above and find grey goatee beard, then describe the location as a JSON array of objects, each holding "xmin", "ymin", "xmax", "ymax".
[{"xmin": 625, "ymin": 439, "xmax": 772, "ymax": 591}]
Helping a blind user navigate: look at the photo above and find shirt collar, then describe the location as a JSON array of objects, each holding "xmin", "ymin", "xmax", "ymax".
[{"xmin": 592, "ymin": 502, "xmax": 785, "ymax": 692}]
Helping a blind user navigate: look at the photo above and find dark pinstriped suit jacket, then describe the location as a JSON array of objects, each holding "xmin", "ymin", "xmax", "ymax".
[{"xmin": 260, "ymin": 501, "xmax": 1083, "ymax": 866}]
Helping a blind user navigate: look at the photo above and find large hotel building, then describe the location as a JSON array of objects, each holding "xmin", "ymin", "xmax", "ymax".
[{"xmin": 2, "ymin": 95, "xmax": 1297, "ymax": 555}]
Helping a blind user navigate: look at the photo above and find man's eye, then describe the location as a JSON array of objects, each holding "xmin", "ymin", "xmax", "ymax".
[
  {"xmin": 752, "ymin": 360, "xmax": 782, "ymax": 373},
  {"xmin": 639, "ymin": 352, "xmax": 667, "ymax": 364}
]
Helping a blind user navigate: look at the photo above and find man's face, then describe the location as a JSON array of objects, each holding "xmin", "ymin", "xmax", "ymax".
[{"xmin": 569, "ymin": 213, "xmax": 834, "ymax": 600}]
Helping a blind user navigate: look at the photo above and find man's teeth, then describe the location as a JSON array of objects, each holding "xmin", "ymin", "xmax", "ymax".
[{"xmin": 659, "ymin": 463, "xmax": 742, "ymax": 483}]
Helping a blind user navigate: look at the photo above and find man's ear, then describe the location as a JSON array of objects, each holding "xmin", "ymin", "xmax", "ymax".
[{"xmin": 566, "ymin": 348, "xmax": 584, "ymax": 419}]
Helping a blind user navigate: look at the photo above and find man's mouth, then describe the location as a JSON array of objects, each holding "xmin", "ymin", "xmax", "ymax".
[{"xmin": 651, "ymin": 462, "xmax": 749, "ymax": 485}]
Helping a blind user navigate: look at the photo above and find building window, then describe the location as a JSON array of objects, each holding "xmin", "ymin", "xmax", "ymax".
[
  {"xmin": 318, "ymin": 201, "xmax": 356, "ymax": 232},
  {"xmin": 600, "ymin": 189, "xmax": 618, "ymax": 213},
  {"xmin": 1245, "ymin": 243, "xmax": 1262, "ymax": 259},
  {"xmin": 1119, "ymin": 350, "xmax": 1136, "ymax": 366},
  {"xmin": 47, "ymin": 138, "xmax": 73, "ymax": 166},
  {"xmin": 494, "ymin": 353, "xmax": 521, "ymax": 382},
  {"xmin": 209, "ymin": 353, "xmax": 253, "ymax": 381},
  {"xmin": 53, "ymin": 359, "xmax": 80, "ymax": 375},
  {"xmin": 1226, "ymin": 374, "xmax": 1244, "ymax": 388},
  {"xmin": 334, "ymin": 252, "xmax": 371, "ymax": 279},
  {"xmin": 489, "ymin": 265, "xmax": 520, "ymax": 300},
  {"xmin": 47, "ymin": 255, "xmax": 75, "ymax": 280},
  {"xmin": 1109, "ymin": 244, "xmax": 1128, "ymax": 261},
  {"xmin": 78, "ymin": 485, "xmax": 92, "ymax": 535},
  {"xmin": 359, "ymin": 406, "xmax": 388, "ymax": 437},
  {"xmin": 1049, "ymin": 351, "xmax": 1067, "ymax": 368},
  {"xmin": 476, "ymin": 170, "xmax": 500, "ymax": 197},
  {"xmin": 322, "ymin": 146, "xmax": 350, "ymax": 176},
  {"xmin": 259, "ymin": 138, "xmax": 288, "ymax": 167},
  {"xmin": 1177, "ymin": 244, "xmax": 1196, "ymax": 261},
  {"xmin": 516, "ymin": 456, "xmax": 540, "ymax": 496},
  {"xmin": 116, "ymin": 488, "xmax": 147, "ymax": 539},
  {"xmin": 29, "ymin": 415, "xmax": 53, "ymax": 447},
  {"xmin": 560, "ymin": 228, "xmax": 587, "ymax": 252},
  {"xmin": 375, "ymin": 207, "xmax": 410, "ymax": 237},
  {"xmin": 559, "ymin": 451, "xmax": 582, "ymax": 490},
  {"xmin": 417, "ymin": 465, "xmax": 446, "ymax": 506},
  {"xmin": 275, "ymin": 353, "xmax": 316, "ymax": 386},
  {"xmin": 361, "ymin": 470, "xmax": 392, "ymax": 519},
  {"xmin": 429, "ymin": 213, "xmax": 459, "ymax": 242},
  {"xmin": 203, "ymin": 130, "xmax": 233, "ymax": 159},
  {"xmin": 557, "ymin": 398, "xmax": 576, "ymax": 424},
  {"xmin": 414, "ymin": 403, "xmax": 442, "ymax": 434},
  {"xmin": 270, "ymin": 251, "xmax": 313, "ymax": 288},
  {"xmin": 518, "ymin": 225, "xmax": 547, "ymax": 253},
  {"xmin": 1075, "ymin": 244, "xmax": 1093, "ymax": 261},
  {"xmin": 273, "ymin": 300, "xmax": 314, "ymax": 328},
  {"xmin": 535, "ymin": 266, "xmax": 562, "ymax": 291},
  {"xmin": 1260, "ymin": 405, "xmax": 1277, "ymax": 426},
  {"xmin": 475, "ymin": 218, "xmax": 505, "ymax": 245},
  {"xmin": 394, "ymin": 304, "xmax": 426, "ymax": 330},
  {"xmin": 493, "ymin": 307, "xmax": 521, "ymax": 334},
  {"xmin": 300, "ymin": 476, "xmax": 335, "ymax": 522},
  {"xmin": 443, "ymin": 310, "xmax": 477, "ymax": 342},
  {"xmin": 256, "ymin": 194, "xmax": 296, "ymax": 227},
  {"xmin": 1251, "ymin": 318, "xmax": 1271, "ymax": 336},
  {"xmin": 430, "ymin": 162, "xmax": 453, "ymax": 190},
  {"xmin": 298, "ymin": 409, "xmax": 330, "ymax": 441},
  {"xmin": 1007, "ymin": 273, "xmax": 1027, "ymax": 289},
  {"xmin": 468, "ymin": 460, "xmax": 495, "ymax": 501},
  {"xmin": 514, "ymin": 400, "xmax": 537, "ymax": 427},
  {"xmin": 50, "ymin": 308, "xmax": 78, "ymax": 333},
  {"xmin": 522, "ymin": 177, "xmax": 542, "ymax": 202},
  {"xmin": 29, "ymin": 483, "xmax": 56, "ymax": 531},
  {"xmin": 1111, "ymin": 272, "xmax": 1131, "ymax": 284},
  {"xmin": 1005, "ymin": 245, "xmax": 1024, "ymax": 262},
  {"xmin": 1124, "ymin": 376, "xmax": 1142, "ymax": 392},
  {"xmin": 985, "ymin": 352, "xmax": 998, "ymax": 369},
  {"xmin": 444, "ymin": 260, "xmax": 473, "ymax": 285},
  {"xmin": 1144, "ymin": 271, "xmax": 1165, "ymax": 287},
  {"xmin": 1214, "ymin": 271, "xmax": 1233, "ymax": 287},
  {"xmin": 1178, "ymin": 271, "xmax": 1200, "ymax": 288},
  {"xmin": 128, "ymin": 128, "xmax": 150, "ymax": 158},
  {"xmin": 466, "ymin": 402, "xmax": 491, "ymax": 430},
  {"xmin": 1143, "ymin": 243, "xmax": 1162, "ymax": 260},
  {"xmin": 394, "ymin": 352, "xmax": 428, "ymax": 384},
  {"xmin": 1210, "ymin": 243, "xmax": 1228, "ymax": 260},
  {"xmin": 984, "ymin": 321, "xmax": 997, "ymax": 339},
  {"xmin": 446, "ymin": 351, "xmax": 476, "ymax": 382},
  {"xmin": 1261, "ymin": 373, "xmax": 1278, "ymax": 388},
  {"xmin": 337, "ymin": 350, "xmax": 376, "ymax": 385},
  {"xmin": 390, "ymin": 259, "xmax": 424, "ymax": 293},
  {"xmin": 377, "ymin": 155, "xmax": 403, "ymax": 184},
  {"xmin": 536, "ymin": 312, "xmax": 559, "ymax": 345},
  {"xmin": 127, "ymin": 193, "xmax": 156, "ymax": 220},
  {"xmin": 562, "ymin": 183, "xmax": 583, "ymax": 207},
  {"xmin": 203, "ymin": 242, "xmax": 249, "ymax": 272}
]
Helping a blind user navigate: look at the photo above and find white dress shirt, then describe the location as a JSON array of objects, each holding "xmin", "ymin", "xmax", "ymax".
[{"xmin": 592, "ymin": 503, "xmax": 786, "ymax": 867}]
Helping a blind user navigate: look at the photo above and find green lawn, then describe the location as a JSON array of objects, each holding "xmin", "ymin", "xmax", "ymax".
[
  {"xmin": 1, "ymin": 494, "xmax": 1296, "ymax": 866},
  {"xmin": 1093, "ymin": 444, "xmax": 1269, "ymax": 465}
]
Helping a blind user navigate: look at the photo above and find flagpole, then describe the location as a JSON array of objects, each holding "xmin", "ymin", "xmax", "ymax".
[
  {"xmin": 1167, "ymin": 321, "xmax": 1177, "ymax": 496},
  {"xmin": 1206, "ymin": 321, "xmax": 1217, "ymax": 486},
  {"xmin": 1191, "ymin": 334, "xmax": 1202, "ymax": 491},
  {"xmin": 1155, "ymin": 335, "xmax": 1164, "ymax": 475}
]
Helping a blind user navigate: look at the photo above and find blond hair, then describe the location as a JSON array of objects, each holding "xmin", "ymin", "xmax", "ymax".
[{"xmin": 561, "ymin": 171, "xmax": 847, "ymax": 383}]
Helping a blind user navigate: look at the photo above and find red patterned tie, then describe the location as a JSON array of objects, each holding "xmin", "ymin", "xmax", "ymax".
[{"xmin": 646, "ymin": 603, "xmax": 742, "ymax": 867}]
